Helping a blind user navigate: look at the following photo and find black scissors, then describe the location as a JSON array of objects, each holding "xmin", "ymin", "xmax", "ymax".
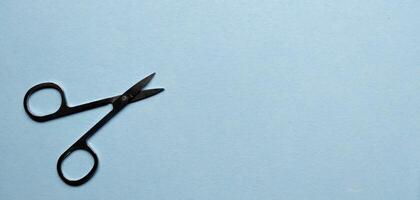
[{"xmin": 23, "ymin": 73, "xmax": 164, "ymax": 186}]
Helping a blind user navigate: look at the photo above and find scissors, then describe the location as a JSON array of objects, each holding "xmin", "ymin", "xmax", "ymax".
[{"xmin": 23, "ymin": 73, "xmax": 164, "ymax": 186}]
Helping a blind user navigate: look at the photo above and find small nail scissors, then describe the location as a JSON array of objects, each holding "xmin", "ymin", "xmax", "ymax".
[{"xmin": 23, "ymin": 73, "xmax": 164, "ymax": 186}]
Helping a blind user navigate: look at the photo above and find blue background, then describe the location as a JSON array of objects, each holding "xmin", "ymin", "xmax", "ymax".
[{"xmin": 1, "ymin": 0, "xmax": 420, "ymax": 199}]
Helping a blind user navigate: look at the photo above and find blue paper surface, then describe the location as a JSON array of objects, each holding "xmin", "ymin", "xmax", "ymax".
[{"xmin": 1, "ymin": 1, "xmax": 420, "ymax": 199}]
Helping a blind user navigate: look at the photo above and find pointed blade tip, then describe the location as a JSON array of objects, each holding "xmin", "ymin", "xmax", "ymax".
[
  {"xmin": 142, "ymin": 73, "xmax": 156, "ymax": 83},
  {"xmin": 131, "ymin": 88, "xmax": 165, "ymax": 102}
]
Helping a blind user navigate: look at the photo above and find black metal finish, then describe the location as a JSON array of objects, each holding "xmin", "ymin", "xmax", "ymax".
[
  {"xmin": 23, "ymin": 73, "xmax": 164, "ymax": 186},
  {"xmin": 24, "ymin": 82, "xmax": 115, "ymax": 122}
]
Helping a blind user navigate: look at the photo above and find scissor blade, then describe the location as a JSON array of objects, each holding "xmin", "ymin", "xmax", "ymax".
[
  {"xmin": 123, "ymin": 73, "xmax": 156, "ymax": 98},
  {"xmin": 131, "ymin": 88, "xmax": 164, "ymax": 103}
]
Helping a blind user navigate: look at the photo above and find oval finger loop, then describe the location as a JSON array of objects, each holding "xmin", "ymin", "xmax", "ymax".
[
  {"xmin": 56, "ymin": 142, "xmax": 99, "ymax": 186},
  {"xmin": 23, "ymin": 82, "xmax": 68, "ymax": 122}
]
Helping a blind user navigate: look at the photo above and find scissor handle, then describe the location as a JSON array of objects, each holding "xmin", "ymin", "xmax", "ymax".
[
  {"xmin": 56, "ymin": 139, "xmax": 99, "ymax": 186},
  {"xmin": 23, "ymin": 82, "xmax": 69, "ymax": 122},
  {"xmin": 24, "ymin": 82, "xmax": 114, "ymax": 122}
]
